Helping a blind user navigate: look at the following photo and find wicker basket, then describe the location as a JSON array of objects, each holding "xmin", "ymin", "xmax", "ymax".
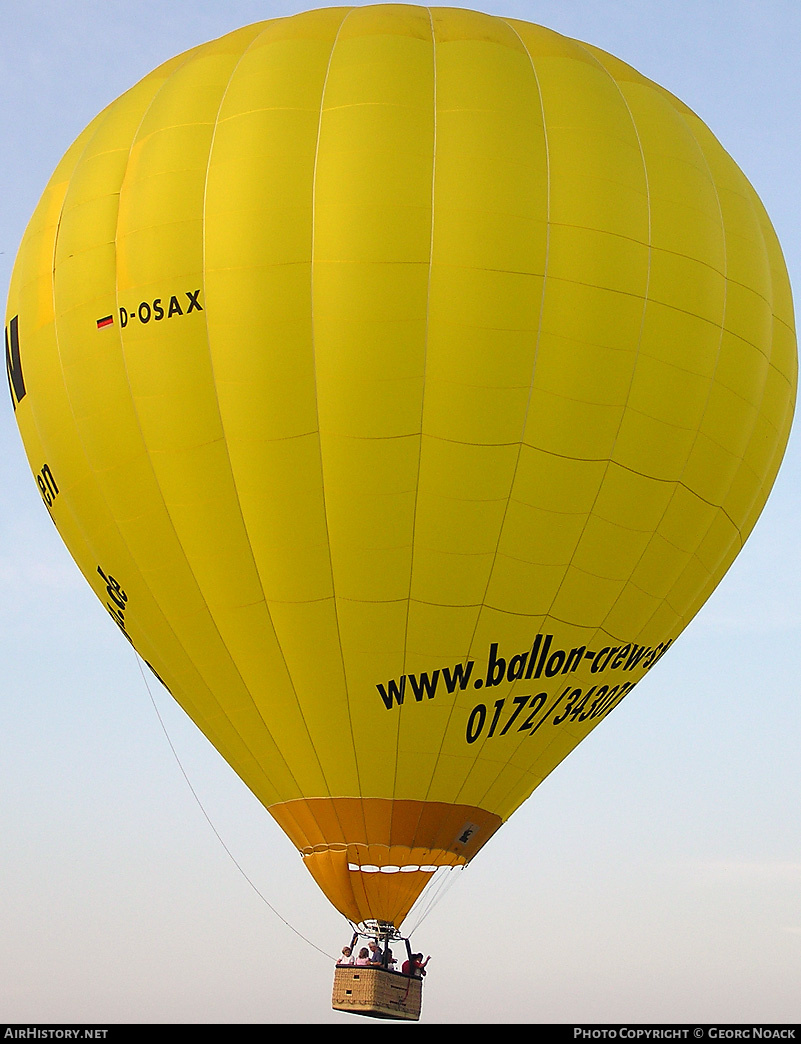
[{"xmin": 332, "ymin": 965, "xmax": 423, "ymax": 1021}]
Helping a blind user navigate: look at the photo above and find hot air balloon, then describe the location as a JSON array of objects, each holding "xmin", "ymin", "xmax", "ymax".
[{"xmin": 6, "ymin": 3, "xmax": 795, "ymax": 1022}]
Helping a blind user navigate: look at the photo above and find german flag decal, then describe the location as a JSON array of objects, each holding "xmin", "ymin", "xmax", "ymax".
[{"xmin": 96, "ymin": 315, "xmax": 113, "ymax": 329}]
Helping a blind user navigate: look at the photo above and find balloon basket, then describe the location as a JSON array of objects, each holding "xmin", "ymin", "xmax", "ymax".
[
  {"xmin": 332, "ymin": 923, "xmax": 425, "ymax": 1021},
  {"xmin": 332, "ymin": 965, "xmax": 422, "ymax": 1021}
]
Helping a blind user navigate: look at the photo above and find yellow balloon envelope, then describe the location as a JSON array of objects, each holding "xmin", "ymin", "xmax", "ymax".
[{"xmin": 6, "ymin": 5, "xmax": 796, "ymax": 928}]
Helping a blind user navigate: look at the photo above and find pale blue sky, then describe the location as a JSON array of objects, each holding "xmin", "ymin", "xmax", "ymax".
[{"xmin": 1, "ymin": 0, "xmax": 800, "ymax": 1025}]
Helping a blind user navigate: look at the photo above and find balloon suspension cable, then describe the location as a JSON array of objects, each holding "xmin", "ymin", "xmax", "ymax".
[
  {"xmin": 340, "ymin": 868, "xmax": 465, "ymax": 945},
  {"xmin": 404, "ymin": 864, "xmax": 465, "ymax": 935},
  {"xmin": 134, "ymin": 654, "xmax": 336, "ymax": 962}
]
